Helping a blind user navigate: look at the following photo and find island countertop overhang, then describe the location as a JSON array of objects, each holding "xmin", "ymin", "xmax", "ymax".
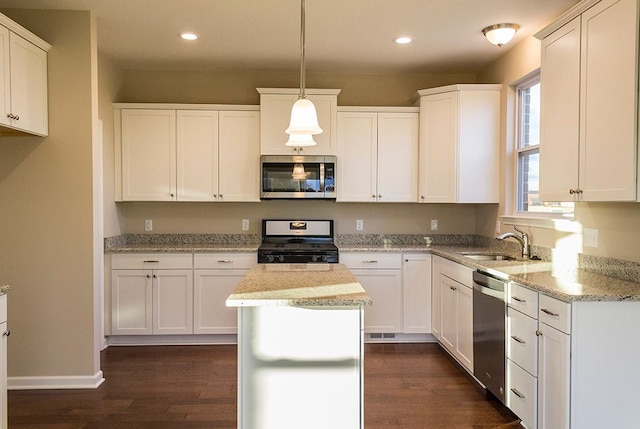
[{"xmin": 226, "ymin": 263, "xmax": 372, "ymax": 307}]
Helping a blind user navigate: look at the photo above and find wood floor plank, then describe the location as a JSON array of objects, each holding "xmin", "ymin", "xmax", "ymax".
[{"xmin": 8, "ymin": 343, "xmax": 521, "ymax": 428}]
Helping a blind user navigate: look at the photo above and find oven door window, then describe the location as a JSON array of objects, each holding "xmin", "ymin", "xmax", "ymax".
[{"xmin": 262, "ymin": 163, "xmax": 322, "ymax": 193}]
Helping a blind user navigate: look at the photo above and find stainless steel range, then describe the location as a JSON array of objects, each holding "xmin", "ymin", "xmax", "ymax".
[{"xmin": 257, "ymin": 219, "xmax": 338, "ymax": 264}]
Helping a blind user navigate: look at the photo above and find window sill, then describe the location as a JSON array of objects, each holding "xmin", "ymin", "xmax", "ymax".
[{"xmin": 500, "ymin": 214, "xmax": 580, "ymax": 233}]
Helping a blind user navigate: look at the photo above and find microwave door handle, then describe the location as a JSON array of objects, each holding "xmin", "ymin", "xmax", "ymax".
[{"xmin": 320, "ymin": 162, "xmax": 325, "ymax": 194}]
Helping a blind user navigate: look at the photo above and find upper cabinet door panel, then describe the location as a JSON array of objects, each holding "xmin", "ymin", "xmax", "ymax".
[
  {"xmin": 579, "ymin": 0, "xmax": 637, "ymax": 201},
  {"xmin": 121, "ymin": 109, "xmax": 177, "ymax": 201},
  {"xmin": 176, "ymin": 110, "xmax": 219, "ymax": 201},
  {"xmin": 0, "ymin": 26, "xmax": 9, "ymax": 129},
  {"xmin": 8, "ymin": 32, "xmax": 48, "ymax": 136},
  {"xmin": 539, "ymin": 17, "xmax": 581, "ymax": 202}
]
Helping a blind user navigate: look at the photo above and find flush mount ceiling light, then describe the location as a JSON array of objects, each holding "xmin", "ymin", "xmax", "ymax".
[
  {"xmin": 393, "ymin": 36, "xmax": 413, "ymax": 44},
  {"xmin": 178, "ymin": 32, "xmax": 198, "ymax": 41},
  {"xmin": 482, "ymin": 23, "xmax": 519, "ymax": 47},
  {"xmin": 285, "ymin": 0, "xmax": 322, "ymax": 147}
]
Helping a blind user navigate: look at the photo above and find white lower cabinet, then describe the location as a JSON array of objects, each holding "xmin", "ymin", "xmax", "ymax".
[
  {"xmin": 0, "ymin": 294, "xmax": 7, "ymax": 429},
  {"xmin": 432, "ymin": 256, "xmax": 473, "ymax": 372},
  {"xmin": 341, "ymin": 253, "xmax": 403, "ymax": 334},
  {"xmin": 193, "ymin": 253, "xmax": 255, "ymax": 334},
  {"xmin": 402, "ymin": 253, "xmax": 432, "ymax": 334},
  {"xmin": 111, "ymin": 254, "xmax": 194, "ymax": 335},
  {"xmin": 537, "ymin": 320, "xmax": 570, "ymax": 429}
]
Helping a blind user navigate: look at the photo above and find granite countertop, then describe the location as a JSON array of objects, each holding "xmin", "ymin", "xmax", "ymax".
[
  {"xmin": 428, "ymin": 246, "xmax": 640, "ymax": 303},
  {"xmin": 226, "ymin": 263, "xmax": 372, "ymax": 308},
  {"xmin": 0, "ymin": 285, "xmax": 9, "ymax": 295},
  {"xmin": 107, "ymin": 243, "xmax": 260, "ymax": 253}
]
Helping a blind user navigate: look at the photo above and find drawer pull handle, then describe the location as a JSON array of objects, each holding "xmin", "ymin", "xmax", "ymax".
[
  {"xmin": 512, "ymin": 296, "xmax": 526, "ymax": 303},
  {"xmin": 511, "ymin": 335, "xmax": 526, "ymax": 344},
  {"xmin": 218, "ymin": 260, "xmax": 233, "ymax": 263},
  {"xmin": 541, "ymin": 308, "xmax": 560, "ymax": 317},
  {"xmin": 510, "ymin": 388, "xmax": 526, "ymax": 399},
  {"xmin": 143, "ymin": 260, "xmax": 160, "ymax": 264},
  {"xmin": 362, "ymin": 260, "xmax": 378, "ymax": 264}
]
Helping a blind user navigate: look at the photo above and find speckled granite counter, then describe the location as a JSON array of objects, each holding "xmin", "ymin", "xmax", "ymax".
[
  {"xmin": 226, "ymin": 263, "xmax": 371, "ymax": 307},
  {"xmin": 0, "ymin": 285, "xmax": 9, "ymax": 295},
  {"xmin": 105, "ymin": 233, "xmax": 259, "ymax": 253}
]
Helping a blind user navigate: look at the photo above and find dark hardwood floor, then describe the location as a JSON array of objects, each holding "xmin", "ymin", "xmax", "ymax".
[{"xmin": 8, "ymin": 343, "xmax": 521, "ymax": 428}]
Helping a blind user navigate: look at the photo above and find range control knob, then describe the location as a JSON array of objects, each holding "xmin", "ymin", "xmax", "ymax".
[
  {"xmin": 311, "ymin": 255, "xmax": 319, "ymax": 262},
  {"xmin": 266, "ymin": 255, "xmax": 275, "ymax": 263},
  {"xmin": 277, "ymin": 255, "xmax": 285, "ymax": 262},
  {"xmin": 321, "ymin": 255, "xmax": 328, "ymax": 262}
]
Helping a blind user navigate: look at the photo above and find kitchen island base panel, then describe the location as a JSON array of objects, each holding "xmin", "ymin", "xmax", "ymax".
[{"xmin": 238, "ymin": 305, "xmax": 364, "ymax": 429}]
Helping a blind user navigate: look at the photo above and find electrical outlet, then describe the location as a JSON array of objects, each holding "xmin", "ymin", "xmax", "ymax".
[
  {"xmin": 356, "ymin": 219, "xmax": 364, "ymax": 231},
  {"xmin": 430, "ymin": 219, "xmax": 438, "ymax": 231},
  {"xmin": 144, "ymin": 219, "xmax": 153, "ymax": 232},
  {"xmin": 583, "ymin": 227, "xmax": 599, "ymax": 248},
  {"xmin": 496, "ymin": 221, "xmax": 501, "ymax": 235},
  {"xmin": 242, "ymin": 219, "xmax": 250, "ymax": 231}
]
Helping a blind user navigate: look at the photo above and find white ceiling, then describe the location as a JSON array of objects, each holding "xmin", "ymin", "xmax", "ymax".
[{"xmin": 2, "ymin": 0, "xmax": 579, "ymax": 74}]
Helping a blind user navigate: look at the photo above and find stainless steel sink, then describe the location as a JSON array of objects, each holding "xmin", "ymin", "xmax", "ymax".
[{"xmin": 461, "ymin": 254, "xmax": 516, "ymax": 261}]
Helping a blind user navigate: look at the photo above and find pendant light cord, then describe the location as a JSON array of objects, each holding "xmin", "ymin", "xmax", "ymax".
[{"xmin": 299, "ymin": 0, "xmax": 307, "ymax": 99}]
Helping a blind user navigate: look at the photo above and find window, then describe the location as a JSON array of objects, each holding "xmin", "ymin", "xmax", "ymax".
[{"xmin": 515, "ymin": 74, "xmax": 573, "ymax": 215}]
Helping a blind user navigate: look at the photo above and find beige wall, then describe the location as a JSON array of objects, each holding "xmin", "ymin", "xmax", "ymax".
[
  {"xmin": 0, "ymin": 9, "xmax": 99, "ymax": 378},
  {"xmin": 478, "ymin": 36, "xmax": 640, "ymax": 263}
]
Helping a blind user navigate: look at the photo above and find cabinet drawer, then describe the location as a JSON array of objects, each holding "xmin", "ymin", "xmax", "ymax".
[
  {"xmin": 508, "ymin": 282, "xmax": 538, "ymax": 319},
  {"xmin": 0, "ymin": 294, "xmax": 6, "ymax": 324},
  {"xmin": 340, "ymin": 253, "xmax": 402, "ymax": 269},
  {"xmin": 507, "ymin": 359, "xmax": 537, "ymax": 429},
  {"xmin": 439, "ymin": 257, "xmax": 473, "ymax": 286},
  {"xmin": 507, "ymin": 307, "xmax": 538, "ymax": 376},
  {"xmin": 539, "ymin": 294, "xmax": 571, "ymax": 334},
  {"xmin": 111, "ymin": 253, "xmax": 193, "ymax": 270},
  {"xmin": 194, "ymin": 253, "xmax": 256, "ymax": 269}
]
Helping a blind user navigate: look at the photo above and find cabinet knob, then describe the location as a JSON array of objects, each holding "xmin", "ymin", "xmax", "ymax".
[
  {"xmin": 405, "ymin": 258, "xmax": 409, "ymax": 262},
  {"xmin": 569, "ymin": 189, "xmax": 575, "ymax": 194},
  {"xmin": 146, "ymin": 274, "xmax": 151, "ymax": 278},
  {"xmin": 152, "ymin": 274, "xmax": 157, "ymax": 278},
  {"xmin": 170, "ymin": 193, "xmax": 175, "ymax": 198},
  {"xmin": 378, "ymin": 194, "xmax": 382, "ymax": 199},
  {"xmin": 3, "ymin": 330, "xmax": 10, "ymax": 337},
  {"xmin": 219, "ymin": 194, "xmax": 223, "ymax": 199},
  {"xmin": 212, "ymin": 194, "xmax": 217, "ymax": 198},
  {"xmin": 536, "ymin": 330, "xmax": 542, "ymax": 336},
  {"xmin": 420, "ymin": 196, "xmax": 425, "ymax": 200}
]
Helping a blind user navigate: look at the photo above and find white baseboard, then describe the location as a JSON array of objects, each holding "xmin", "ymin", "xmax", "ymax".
[{"xmin": 8, "ymin": 370, "xmax": 105, "ymax": 390}]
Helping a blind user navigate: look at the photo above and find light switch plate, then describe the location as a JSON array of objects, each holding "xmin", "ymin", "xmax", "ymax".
[
  {"xmin": 431, "ymin": 219, "xmax": 438, "ymax": 231},
  {"xmin": 144, "ymin": 219, "xmax": 153, "ymax": 231},
  {"xmin": 242, "ymin": 219, "xmax": 250, "ymax": 231},
  {"xmin": 356, "ymin": 219, "xmax": 364, "ymax": 231},
  {"xmin": 583, "ymin": 227, "xmax": 598, "ymax": 247}
]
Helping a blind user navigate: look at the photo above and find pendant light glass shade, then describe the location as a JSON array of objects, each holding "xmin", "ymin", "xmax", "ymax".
[
  {"xmin": 286, "ymin": 98, "xmax": 322, "ymax": 135},
  {"xmin": 285, "ymin": 132, "xmax": 318, "ymax": 147},
  {"xmin": 482, "ymin": 23, "xmax": 519, "ymax": 47},
  {"xmin": 285, "ymin": 0, "xmax": 322, "ymax": 146}
]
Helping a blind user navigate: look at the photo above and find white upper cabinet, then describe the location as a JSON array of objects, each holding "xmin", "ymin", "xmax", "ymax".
[
  {"xmin": 115, "ymin": 105, "xmax": 260, "ymax": 202},
  {"xmin": 258, "ymin": 88, "xmax": 340, "ymax": 155},
  {"xmin": 413, "ymin": 84, "xmax": 501, "ymax": 203},
  {"xmin": 336, "ymin": 108, "xmax": 419, "ymax": 202},
  {"xmin": 537, "ymin": 0, "xmax": 639, "ymax": 202},
  {"xmin": 0, "ymin": 13, "xmax": 50, "ymax": 137}
]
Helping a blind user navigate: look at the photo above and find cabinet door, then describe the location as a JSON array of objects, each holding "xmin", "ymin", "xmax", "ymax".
[
  {"xmin": 539, "ymin": 17, "xmax": 581, "ymax": 202},
  {"xmin": 439, "ymin": 274, "xmax": 459, "ymax": 353},
  {"xmin": 153, "ymin": 269, "xmax": 193, "ymax": 335},
  {"xmin": 336, "ymin": 112, "xmax": 378, "ymax": 202},
  {"xmin": 350, "ymin": 269, "xmax": 402, "ymax": 333},
  {"xmin": 538, "ymin": 323, "xmax": 570, "ymax": 429},
  {"xmin": 0, "ymin": 321, "xmax": 6, "ymax": 429},
  {"xmin": 377, "ymin": 113, "xmax": 419, "ymax": 202},
  {"xmin": 579, "ymin": 0, "xmax": 637, "ymax": 201},
  {"xmin": 111, "ymin": 270, "xmax": 153, "ymax": 335},
  {"xmin": 218, "ymin": 110, "xmax": 260, "ymax": 201},
  {"xmin": 121, "ymin": 109, "xmax": 176, "ymax": 201},
  {"xmin": 194, "ymin": 269, "xmax": 248, "ymax": 334},
  {"xmin": 418, "ymin": 91, "xmax": 457, "ymax": 203},
  {"xmin": 260, "ymin": 93, "xmax": 336, "ymax": 155},
  {"xmin": 0, "ymin": 26, "xmax": 9, "ymax": 129},
  {"xmin": 431, "ymin": 256, "xmax": 442, "ymax": 339},
  {"xmin": 402, "ymin": 254, "xmax": 431, "ymax": 334},
  {"xmin": 456, "ymin": 281, "xmax": 474, "ymax": 371},
  {"xmin": 176, "ymin": 110, "xmax": 219, "ymax": 201},
  {"xmin": 8, "ymin": 32, "xmax": 48, "ymax": 136}
]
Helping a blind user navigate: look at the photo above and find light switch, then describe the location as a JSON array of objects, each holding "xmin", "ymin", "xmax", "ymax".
[
  {"xmin": 242, "ymin": 219, "xmax": 250, "ymax": 231},
  {"xmin": 356, "ymin": 219, "xmax": 364, "ymax": 231},
  {"xmin": 583, "ymin": 228, "xmax": 598, "ymax": 248},
  {"xmin": 144, "ymin": 219, "xmax": 153, "ymax": 231},
  {"xmin": 431, "ymin": 219, "xmax": 438, "ymax": 231}
]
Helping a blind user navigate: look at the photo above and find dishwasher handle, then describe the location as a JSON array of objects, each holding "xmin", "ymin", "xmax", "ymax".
[{"xmin": 472, "ymin": 270, "xmax": 506, "ymax": 300}]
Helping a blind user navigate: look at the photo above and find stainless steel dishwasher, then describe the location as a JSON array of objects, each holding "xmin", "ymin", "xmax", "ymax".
[{"xmin": 472, "ymin": 270, "xmax": 507, "ymax": 404}]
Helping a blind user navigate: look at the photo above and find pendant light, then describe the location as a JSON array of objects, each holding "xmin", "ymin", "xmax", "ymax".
[{"xmin": 285, "ymin": 0, "xmax": 322, "ymax": 146}]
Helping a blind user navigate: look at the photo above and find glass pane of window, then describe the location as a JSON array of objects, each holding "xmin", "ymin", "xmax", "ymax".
[{"xmin": 519, "ymin": 83, "xmax": 540, "ymax": 149}]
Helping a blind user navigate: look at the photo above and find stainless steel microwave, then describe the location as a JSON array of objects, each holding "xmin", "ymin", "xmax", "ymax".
[{"xmin": 261, "ymin": 155, "xmax": 336, "ymax": 199}]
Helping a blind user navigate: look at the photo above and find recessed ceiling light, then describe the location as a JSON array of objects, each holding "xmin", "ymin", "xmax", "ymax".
[
  {"xmin": 393, "ymin": 36, "xmax": 413, "ymax": 44},
  {"xmin": 178, "ymin": 32, "xmax": 198, "ymax": 41}
]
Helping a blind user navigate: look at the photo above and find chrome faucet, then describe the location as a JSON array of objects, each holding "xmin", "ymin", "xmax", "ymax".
[{"xmin": 497, "ymin": 225, "xmax": 529, "ymax": 259}]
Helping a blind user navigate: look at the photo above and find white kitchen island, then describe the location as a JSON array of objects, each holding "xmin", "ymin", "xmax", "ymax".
[{"xmin": 226, "ymin": 263, "xmax": 371, "ymax": 429}]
